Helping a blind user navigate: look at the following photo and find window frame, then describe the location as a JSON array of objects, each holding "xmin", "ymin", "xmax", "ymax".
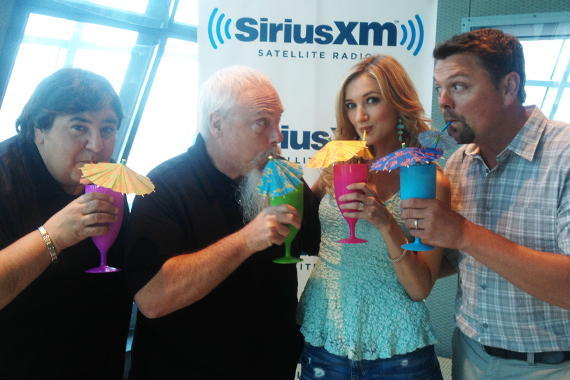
[
  {"xmin": 462, "ymin": 11, "xmax": 570, "ymax": 121},
  {"xmin": 0, "ymin": 0, "xmax": 198, "ymax": 162}
]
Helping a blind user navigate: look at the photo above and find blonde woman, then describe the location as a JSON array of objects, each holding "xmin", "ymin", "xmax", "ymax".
[{"xmin": 297, "ymin": 55, "xmax": 450, "ymax": 379}]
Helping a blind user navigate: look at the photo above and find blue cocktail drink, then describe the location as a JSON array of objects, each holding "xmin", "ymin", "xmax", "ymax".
[{"xmin": 400, "ymin": 163, "xmax": 436, "ymax": 251}]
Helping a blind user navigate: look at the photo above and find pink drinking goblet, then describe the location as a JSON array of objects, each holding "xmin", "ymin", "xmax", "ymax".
[
  {"xmin": 85, "ymin": 185, "xmax": 123, "ymax": 273},
  {"xmin": 334, "ymin": 163, "xmax": 368, "ymax": 244}
]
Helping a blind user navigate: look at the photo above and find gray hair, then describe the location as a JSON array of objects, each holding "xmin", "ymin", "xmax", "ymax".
[{"xmin": 198, "ymin": 65, "xmax": 275, "ymax": 139}]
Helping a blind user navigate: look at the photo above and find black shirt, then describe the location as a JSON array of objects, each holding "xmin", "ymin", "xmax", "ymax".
[
  {"xmin": 126, "ymin": 134, "xmax": 321, "ymax": 380},
  {"xmin": 0, "ymin": 136, "xmax": 132, "ymax": 379}
]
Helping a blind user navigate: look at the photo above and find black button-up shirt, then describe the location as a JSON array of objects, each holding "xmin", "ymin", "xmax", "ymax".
[
  {"xmin": 126, "ymin": 134, "xmax": 321, "ymax": 380},
  {"xmin": 0, "ymin": 136, "xmax": 131, "ymax": 379}
]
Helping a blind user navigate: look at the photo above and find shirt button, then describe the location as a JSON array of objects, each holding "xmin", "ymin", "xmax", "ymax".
[
  {"xmin": 481, "ymin": 284, "xmax": 487, "ymax": 290},
  {"xmin": 483, "ymin": 323, "xmax": 489, "ymax": 328}
]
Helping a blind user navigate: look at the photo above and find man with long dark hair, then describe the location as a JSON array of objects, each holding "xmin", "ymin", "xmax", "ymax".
[{"xmin": 0, "ymin": 68, "xmax": 131, "ymax": 379}]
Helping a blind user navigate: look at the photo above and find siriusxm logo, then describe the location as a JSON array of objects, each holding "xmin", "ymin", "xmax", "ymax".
[
  {"xmin": 208, "ymin": 8, "xmax": 232, "ymax": 49},
  {"xmin": 207, "ymin": 8, "xmax": 424, "ymax": 56},
  {"xmin": 281, "ymin": 126, "xmax": 330, "ymax": 165},
  {"xmin": 281, "ymin": 125, "xmax": 329, "ymax": 151}
]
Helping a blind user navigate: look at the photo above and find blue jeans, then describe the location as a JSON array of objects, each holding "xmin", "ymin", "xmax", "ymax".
[{"xmin": 300, "ymin": 343, "xmax": 444, "ymax": 380}]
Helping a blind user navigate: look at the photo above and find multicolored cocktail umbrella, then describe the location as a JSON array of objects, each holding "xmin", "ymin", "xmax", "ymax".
[
  {"xmin": 419, "ymin": 121, "xmax": 457, "ymax": 150},
  {"xmin": 371, "ymin": 146, "xmax": 443, "ymax": 172},
  {"xmin": 306, "ymin": 131, "xmax": 373, "ymax": 168},
  {"xmin": 81, "ymin": 159, "xmax": 155, "ymax": 195},
  {"xmin": 257, "ymin": 157, "xmax": 303, "ymax": 197}
]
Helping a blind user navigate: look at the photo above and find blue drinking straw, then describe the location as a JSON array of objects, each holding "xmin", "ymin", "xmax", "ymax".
[{"xmin": 434, "ymin": 121, "xmax": 452, "ymax": 148}]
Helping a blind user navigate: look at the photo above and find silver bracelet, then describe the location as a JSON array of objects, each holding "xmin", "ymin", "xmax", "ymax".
[
  {"xmin": 38, "ymin": 226, "xmax": 58, "ymax": 264},
  {"xmin": 389, "ymin": 249, "xmax": 408, "ymax": 263}
]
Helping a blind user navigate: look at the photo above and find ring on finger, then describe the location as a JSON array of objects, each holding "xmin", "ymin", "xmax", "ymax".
[
  {"xmin": 414, "ymin": 219, "xmax": 419, "ymax": 229},
  {"xmin": 358, "ymin": 202, "xmax": 365, "ymax": 211}
]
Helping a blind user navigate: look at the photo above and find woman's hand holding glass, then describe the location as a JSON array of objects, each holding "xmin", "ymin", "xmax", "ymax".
[{"xmin": 339, "ymin": 182, "xmax": 395, "ymax": 232}]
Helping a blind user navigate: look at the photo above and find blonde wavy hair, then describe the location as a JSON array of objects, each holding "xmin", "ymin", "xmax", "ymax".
[{"xmin": 320, "ymin": 55, "xmax": 431, "ymax": 194}]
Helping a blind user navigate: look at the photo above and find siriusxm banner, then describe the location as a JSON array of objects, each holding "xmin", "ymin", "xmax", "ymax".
[
  {"xmin": 198, "ymin": 2, "xmax": 437, "ymax": 377},
  {"xmin": 198, "ymin": 0, "xmax": 438, "ymax": 185}
]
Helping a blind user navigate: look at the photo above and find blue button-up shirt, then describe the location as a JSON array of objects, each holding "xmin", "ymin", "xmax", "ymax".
[{"xmin": 445, "ymin": 106, "xmax": 570, "ymax": 352}]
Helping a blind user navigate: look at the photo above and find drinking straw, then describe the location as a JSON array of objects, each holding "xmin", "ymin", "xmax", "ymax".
[{"xmin": 434, "ymin": 121, "xmax": 452, "ymax": 148}]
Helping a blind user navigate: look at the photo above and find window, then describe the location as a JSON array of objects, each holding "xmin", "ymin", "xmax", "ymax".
[
  {"xmin": 126, "ymin": 38, "xmax": 198, "ymax": 178},
  {"xmin": 463, "ymin": 12, "xmax": 570, "ymax": 123},
  {"xmin": 0, "ymin": 0, "xmax": 199, "ymax": 176},
  {"xmin": 0, "ymin": 13, "xmax": 137, "ymax": 142}
]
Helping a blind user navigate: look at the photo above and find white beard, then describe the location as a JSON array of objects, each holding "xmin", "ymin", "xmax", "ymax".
[
  {"xmin": 238, "ymin": 168, "xmax": 270, "ymax": 223},
  {"xmin": 237, "ymin": 146, "xmax": 280, "ymax": 223}
]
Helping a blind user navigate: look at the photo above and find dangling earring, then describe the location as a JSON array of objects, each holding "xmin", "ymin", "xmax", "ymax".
[{"xmin": 396, "ymin": 118, "xmax": 404, "ymax": 142}]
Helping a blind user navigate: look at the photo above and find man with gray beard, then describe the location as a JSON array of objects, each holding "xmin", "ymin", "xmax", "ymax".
[
  {"xmin": 125, "ymin": 66, "xmax": 321, "ymax": 380},
  {"xmin": 237, "ymin": 147, "xmax": 277, "ymax": 224}
]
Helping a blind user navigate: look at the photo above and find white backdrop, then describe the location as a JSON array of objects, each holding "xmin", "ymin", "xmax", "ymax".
[
  {"xmin": 197, "ymin": 1, "xmax": 438, "ymax": 376},
  {"xmin": 198, "ymin": 0, "xmax": 438, "ymax": 184}
]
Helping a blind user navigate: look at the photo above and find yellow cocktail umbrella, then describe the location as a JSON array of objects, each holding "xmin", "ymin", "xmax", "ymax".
[
  {"xmin": 306, "ymin": 130, "xmax": 373, "ymax": 168},
  {"xmin": 81, "ymin": 159, "xmax": 155, "ymax": 195}
]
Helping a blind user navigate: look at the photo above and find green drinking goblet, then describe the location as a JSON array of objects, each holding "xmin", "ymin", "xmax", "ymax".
[{"xmin": 270, "ymin": 183, "xmax": 304, "ymax": 264}]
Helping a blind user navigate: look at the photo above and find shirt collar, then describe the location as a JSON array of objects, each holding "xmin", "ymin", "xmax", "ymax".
[
  {"xmin": 17, "ymin": 136, "xmax": 68, "ymax": 201},
  {"xmin": 188, "ymin": 134, "xmax": 239, "ymax": 199},
  {"xmin": 461, "ymin": 105, "xmax": 545, "ymax": 163},
  {"xmin": 507, "ymin": 105, "xmax": 545, "ymax": 162}
]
